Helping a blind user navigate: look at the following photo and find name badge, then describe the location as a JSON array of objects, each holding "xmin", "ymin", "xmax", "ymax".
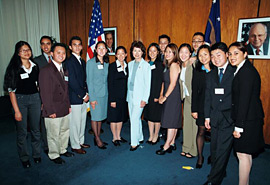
[
  {"xmin": 20, "ymin": 73, "xmax": 29, "ymax": 79},
  {"xmin": 215, "ymin": 88, "xmax": 224, "ymax": 94},
  {"xmin": 117, "ymin": 67, "xmax": 123, "ymax": 72},
  {"xmin": 150, "ymin": 65, "xmax": 156, "ymax": 70},
  {"xmin": 64, "ymin": 76, "xmax": 69, "ymax": 81},
  {"xmin": 97, "ymin": 65, "xmax": 104, "ymax": 69}
]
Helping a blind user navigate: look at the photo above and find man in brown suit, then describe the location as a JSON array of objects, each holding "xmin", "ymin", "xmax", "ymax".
[{"xmin": 39, "ymin": 43, "xmax": 74, "ymax": 164}]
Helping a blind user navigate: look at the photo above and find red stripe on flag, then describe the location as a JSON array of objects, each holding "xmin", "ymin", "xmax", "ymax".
[{"xmin": 87, "ymin": 47, "xmax": 94, "ymax": 59}]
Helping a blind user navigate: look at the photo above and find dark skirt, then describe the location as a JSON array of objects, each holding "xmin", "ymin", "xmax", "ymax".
[
  {"xmin": 107, "ymin": 99, "xmax": 128, "ymax": 123},
  {"xmin": 144, "ymin": 99, "xmax": 162, "ymax": 122},
  {"xmin": 196, "ymin": 112, "xmax": 205, "ymax": 126}
]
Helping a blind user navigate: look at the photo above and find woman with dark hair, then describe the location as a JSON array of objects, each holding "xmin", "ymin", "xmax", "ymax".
[
  {"xmin": 156, "ymin": 43, "xmax": 182, "ymax": 155},
  {"xmin": 179, "ymin": 43, "xmax": 197, "ymax": 158},
  {"xmin": 228, "ymin": 41, "xmax": 264, "ymax": 185},
  {"xmin": 144, "ymin": 43, "xmax": 164, "ymax": 145},
  {"xmin": 191, "ymin": 44, "xmax": 214, "ymax": 168},
  {"xmin": 86, "ymin": 41, "xmax": 109, "ymax": 149},
  {"xmin": 107, "ymin": 46, "xmax": 128, "ymax": 146},
  {"xmin": 4, "ymin": 41, "xmax": 41, "ymax": 168},
  {"xmin": 127, "ymin": 41, "xmax": 151, "ymax": 151}
]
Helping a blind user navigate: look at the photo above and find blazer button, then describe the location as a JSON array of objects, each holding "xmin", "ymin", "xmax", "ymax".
[
  {"xmin": 219, "ymin": 99, "xmax": 222, "ymax": 102},
  {"xmin": 60, "ymin": 93, "xmax": 62, "ymax": 95}
]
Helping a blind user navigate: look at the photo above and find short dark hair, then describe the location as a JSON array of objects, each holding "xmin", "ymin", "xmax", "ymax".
[
  {"xmin": 159, "ymin": 34, "xmax": 171, "ymax": 43},
  {"xmin": 51, "ymin": 43, "xmax": 67, "ymax": 53},
  {"xmin": 193, "ymin": 32, "xmax": 205, "ymax": 41},
  {"xmin": 211, "ymin": 42, "xmax": 228, "ymax": 53},
  {"xmin": 130, "ymin": 41, "xmax": 146, "ymax": 60},
  {"xmin": 178, "ymin": 43, "xmax": 192, "ymax": 54},
  {"xmin": 195, "ymin": 44, "xmax": 214, "ymax": 71},
  {"xmin": 105, "ymin": 32, "xmax": 113, "ymax": 38},
  {"xmin": 147, "ymin": 43, "xmax": 160, "ymax": 61},
  {"xmin": 115, "ymin": 46, "xmax": 127, "ymax": 61},
  {"xmin": 40, "ymin": 35, "xmax": 53, "ymax": 44},
  {"xmin": 228, "ymin": 41, "xmax": 248, "ymax": 59},
  {"xmin": 69, "ymin": 36, "xmax": 82, "ymax": 46}
]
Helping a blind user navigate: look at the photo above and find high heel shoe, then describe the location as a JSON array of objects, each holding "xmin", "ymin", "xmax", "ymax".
[
  {"xmin": 207, "ymin": 155, "xmax": 211, "ymax": 164},
  {"xmin": 112, "ymin": 140, "xmax": 120, "ymax": 146},
  {"xmin": 196, "ymin": 157, "xmax": 204, "ymax": 169},
  {"xmin": 156, "ymin": 147, "xmax": 172, "ymax": 155},
  {"xmin": 151, "ymin": 137, "xmax": 160, "ymax": 145},
  {"xmin": 94, "ymin": 138, "xmax": 107, "ymax": 149},
  {"xmin": 160, "ymin": 143, "xmax": 176, "ymax": 150},
  {"xmin": 130, "ymin": 145, "xmax": 139, "ymax": 151}
]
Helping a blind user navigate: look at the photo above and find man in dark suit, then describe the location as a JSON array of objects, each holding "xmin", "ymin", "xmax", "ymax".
[
  {"xmin": 39, "ymin": 43, "xmax": 74, "ymax": 164},
  {"xmin": 247, "ymin": 23, "xmax": 269, "ymax": 55},
  {"xmin": 158, "ymin": 34, "xmax": 170, "ymax": 62},
  {"xmin": 65, "ymin": 36, "xmax": 90, "ymax": 154},
  {"xmin": 34, "ymin": 35, "xmax": 53, "ymax": 154},
  {"xmin": 203, "ymin": 42, "xmax": 236, "ymax": 185}
]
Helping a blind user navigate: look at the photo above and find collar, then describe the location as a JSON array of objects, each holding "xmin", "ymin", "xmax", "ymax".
[
  {"xmin": 52, "ymin": 59, "xmax": 63, "ymax": 71},
  {"xmin": 21, "ymin": 60, "xmax": 36, "ymax": 74},
  {"xmin": 116, "ymin": 59, "xmax": 127, "ymax": 69},
  {"xmin": 250, "ymin": 44, "xmax": 264, "ymax": 55},
  {"xmin": 234, "ymin": 60, "xmax": 246, "ymax": 76},
  {"xmin": 201, "ymin": 65, "xmax": 210, "ymax": 73},
  {"xmin": 218, "ymin": 61, "xmax": 229, "ymax": 74},
  {"xmin": 72, "ymin": 52, "xmax": 81, "ymax": 64},
  {"xmin": 43, "ymin": 52, "xmax": 51, "ymax": 62}
]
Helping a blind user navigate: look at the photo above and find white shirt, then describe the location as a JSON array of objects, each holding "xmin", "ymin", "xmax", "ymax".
[
  {"xmin": 52, "ymin": 60, "xmax": 63, "ymax": 72},
  {"xmin": 234, "ymin": 60, "xmax": 246, "ymax": 76},
  {"xmin": 72, "ymin": 52, "xmax": 82, "ymax": 64},
  {"xmin": 116, "ymin": 59, "xmax": 127, "ymax": 75},
  {"xmin": 180, "ymin": 66, "xmax": 189, "ymax": 99},
  {"xmin": 250, "ymin": 44, "xmax": 264, "ymax": 55}
]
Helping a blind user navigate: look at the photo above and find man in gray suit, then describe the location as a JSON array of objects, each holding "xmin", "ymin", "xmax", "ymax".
[{"xmin": 34, "ymin": 35, "xmax": 53, "ymax": 154}]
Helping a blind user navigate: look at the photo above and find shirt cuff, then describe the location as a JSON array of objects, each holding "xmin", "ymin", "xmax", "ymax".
[
  {"xmin": 205, "ymin": 118, "xmax": 210, "ymax": 121},
  {"xmin": 83, "ymin": 93, "xmax": 88, "ymax": 100},
  {"xmin": 235, "ymin": 127, "xmax": 244, "ymax": 133},
  {"xmin": 8, "ymin": 88, "xmax": 16, "ymax": 92}
]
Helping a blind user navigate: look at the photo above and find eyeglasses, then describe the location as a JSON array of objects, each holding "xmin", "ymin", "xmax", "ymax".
[
  {"xmin": 192, "ymin": 41, "xmax": 204, "ymax": 44},
  {"xmin": 20, "ymin": 49, "xmax": 31, "ymax": 54}
]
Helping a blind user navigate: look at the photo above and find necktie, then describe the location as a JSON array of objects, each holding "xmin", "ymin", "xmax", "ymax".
[
  {"xmin": 219, "ymin": 68, "xmax": 224, "ymax": 83},
  {"xmin": 60, "ymin": 66, "xmax": 64, "ymax": 79},
  {"xmin": 48, "ymin": 56, "xmax": 52, "ymax": 63},
  {"xmin": 256, "ymin": 49, "xmax": 260, "ymax": 55}
]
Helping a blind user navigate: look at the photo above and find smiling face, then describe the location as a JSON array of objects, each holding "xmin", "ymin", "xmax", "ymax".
[
  {"xmin": 148, "ymin": 46, "xmax": 158, "ymax": 61},
  {"xmin": 40, "ymin": 38, "xmax": 52, "ymax": 55},
  {"xmin": 18, "ymin": 45, "xmax": 32, "ymax": 61},
  {"xmin": 198, "ymin": 48, "xmax": 211, "ymax": 66},
  {"xmin": 228, "ymin": 46, "xmax": 247, "ymax": 67},
  {"xmin": 116, "ymin": 48, "xmax": 127, "ymax": 63},
  {"xmin": 132, "ymin": 47, "xmax": 143, "ymax": 61},
  {"xmin": 105, "ymin": 33, "xmax": 113, "ymax": 48},
  {"xmin": 211, "ymin": 49, "xmax": 227, "ymax": 68},
  {"xmin": 69, "ymin": 39, "xmax": 83, "ymax": 56},
  {"xmin": 179, "ymin": 46, "xmax": 191, "ymax": 63},
  {"xmin": 192, "ymin": 35, "xmax": 204, "ymax": 53},
  {"xmin": 96, "ymin": 43, "xmax": 107, "ymax": 57},
  {"xmin": 51, "ymin": 46, "xmax": 66, "ymax": 64},
  {"xmin": 159, "ymin": 38, "xmax": 169, "ymax": 54},
  {"xmin": 165, "ymin": 47, "xmax": 175, "ymax": 63},
  {"xmin": 249, "ymin": 23, "xmax": 267, "ymax": 49}
]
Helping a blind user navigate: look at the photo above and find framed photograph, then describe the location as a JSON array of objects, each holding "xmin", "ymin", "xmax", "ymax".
[
  {"xmin": 104, "ymin": 27, "xmax": 117, "ymax": 55},
  {"xmin": 237, "ymin": 17, "xmax": 270, "ymax": 59}
]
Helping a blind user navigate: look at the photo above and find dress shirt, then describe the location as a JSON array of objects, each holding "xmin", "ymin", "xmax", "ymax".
[
  {"xmin": 116, "ymin": 59, "xmax": 127, "ymax": 75},
  {"xmin": 250, "ymin": 44, "xmax": 264, "ymax": 55}
]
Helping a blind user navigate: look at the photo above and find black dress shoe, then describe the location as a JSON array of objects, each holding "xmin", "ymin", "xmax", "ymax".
[
  {"xmin": 103, "ymin": 141, "xmax": 108, "ymax": 146},
  {"xmin": 61, "ymin": 151, "xmax": 74, "ymax": 157},
  {"xmin": 146, "ymin": 140, "xmax": 152, "ymax": 145},
  {"xmin": 130, "ymin": 145, "xmax": 139, "ymax": 151},
  {"xmin": 22, "ymin": 160, "xmax": 31, "ymax": 168},
  {"xmin": 196, "ymin": 156, "xmax": 204, "ymax": 169},
  {"xmin": 170, "ymin": 144, "xmax": 176, "ymax": 150},
  {"xmin": 119, "ymin": 137, "xmax": 127, "ymax": 143},
  {"xmin": 156, "ymin": 147, "xmax": 172, "ymax": 155},
  {"xmin": 94, "ymin": 138, "xmax": 107, "ymax": 149},
  {"xmin": 151, "ymin": 137, "xmax": 160, "ymax": 145},
  {"xmin": 112, "ymin": 140, "xmax": 121, "ymax": 146},
  {"xmin": 139, "ymin": 140, "xmax": 144, "ymax": 144},
  {"xmin": 34, "ymin": 157, "xmax": 41, "ymax": 164},
  {"xmin": 44, "ymin": 149, "xmax": 49, "ymax": 154},
  {"xmin": 52, "ymin": 157, "xmax": 65, "ymax": 164},
  {"xmin": 207, "ymin": 156, "xmax": 211, "ymax": 164}
]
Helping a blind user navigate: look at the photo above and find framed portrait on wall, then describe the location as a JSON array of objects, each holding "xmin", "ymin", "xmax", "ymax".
[
  {"xmin": 104, "ymin": 27, "xmax": 117, "ymax": 55},
  {"xmin": 237, "ymin": 17, "xmax": 270, "ymax": 59}
]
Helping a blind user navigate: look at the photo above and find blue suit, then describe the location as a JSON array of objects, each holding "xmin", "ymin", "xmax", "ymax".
[
  {"xmin": 86, "ymin": 57, "xmax": 109, "ymax": 121},
  {"xmin": 127, "ymin": 59, "xmax": 151, "ymax": 146}
]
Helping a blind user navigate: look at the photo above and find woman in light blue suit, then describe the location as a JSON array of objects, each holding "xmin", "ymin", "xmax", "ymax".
[
  {"xmin": 86, "ymin": 41, "xmax": 109, "ymax": 149},
  {"xmin": 127, "ymin": 41, "xmax": 151, "ymax": 151}
]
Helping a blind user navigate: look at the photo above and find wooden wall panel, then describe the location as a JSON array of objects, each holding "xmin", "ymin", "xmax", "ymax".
[{"xmin": 58, "ymin": 0, "xmax": 270, "ymax": 144}]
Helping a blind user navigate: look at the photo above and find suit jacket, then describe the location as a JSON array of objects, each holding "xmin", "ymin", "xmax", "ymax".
[
  {"xmin": 191, "ymin": 68, "xmax": 207, "ymax": 114},
  {"xmin": 34, "ymin": 54, "xmax": 49, "ymax": 69},
  {"xmin": 65, "ymin": 55, "xmax": 88, "ymax": 105},
  {"xmin": 126, "ymin": 59, "xmax": 151, "ymax": 105},
  {"xmin": 108, "ymin": 61, "xmax": 128, "ymax": 102},
  {"xmin": 39, "ymin": 62, "xmax": 70, "ymax": 118},
  {"xmin": 86, "ymin": 57, "xmax": 109, "ymax": 102},
  {"xmin": 204, "ymin": 63, "xmax": 236, "ymax": 127},
  {"xmin": 231, "ymin": 60, "xmax": 264, "ymax": 128},
  {"xmin": 247, "ymin": 43, "xmax": 269, "ymax": 55}
]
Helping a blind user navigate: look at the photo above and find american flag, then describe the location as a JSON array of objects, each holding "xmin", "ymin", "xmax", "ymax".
[
  {"xmin": 87, "ymin": 0, "xmax": 105, "ymax": 61},
  {"xmin": 241, "ymin": 23, "xmax": 251, "ymax": 44},
  {"xmin": 205, "ymin": 0, "xmax": 221, "ymax": 45}
]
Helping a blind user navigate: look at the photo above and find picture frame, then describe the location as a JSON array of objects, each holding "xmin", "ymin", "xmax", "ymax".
[
  {"xmin": 104, "ymin": 27, "xmax": 117, "ymax": 55},
  {"xmin": 237, "ymin": 17, "xmax": 270, "ymax": 59}
]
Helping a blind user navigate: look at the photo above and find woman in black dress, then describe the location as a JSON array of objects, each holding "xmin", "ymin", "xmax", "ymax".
[
  {"xmin": 4, "ymin": 41, "xmax": 41, "ymax": 168},
  {"xmin": 144, "ymin": 43, "xmax": 164, "ymax": 145},
  {"xmin": 228, "ymin": 42, "xmax": 264, "ymax": 185},
  {"xmin": 107, "ymin": 46, "xmax": 128, "ymax": 146},
  {"xmin": 156, "ymin": 43, "xmax": 182, "ymax": 155},
  {"xmin": 191, "ymin": 45, "xmax": 214, "ymax": 168}
]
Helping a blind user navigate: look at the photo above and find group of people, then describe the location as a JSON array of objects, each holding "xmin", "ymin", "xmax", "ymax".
[{"xmin": 4, "ymin": 31, "xmax": 265, "ymax": 185}]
